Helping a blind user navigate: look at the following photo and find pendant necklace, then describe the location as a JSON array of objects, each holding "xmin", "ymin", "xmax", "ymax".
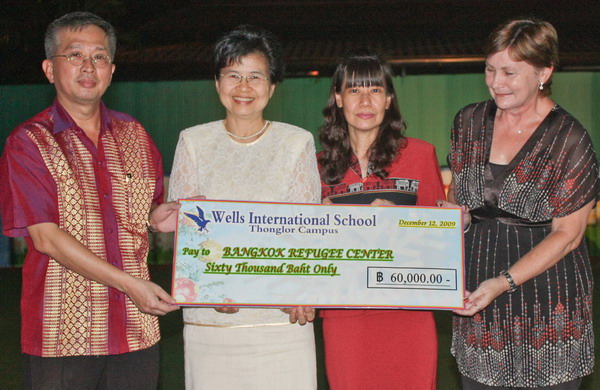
[{"xmin": 225, "ymin": 120, "xmax": 270, "ymax": 140}]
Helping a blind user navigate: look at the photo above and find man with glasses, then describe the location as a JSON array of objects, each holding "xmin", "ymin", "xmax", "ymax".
[{"xmin": 0, "ymin": 11, "xmax": 180, "ymax": 389}]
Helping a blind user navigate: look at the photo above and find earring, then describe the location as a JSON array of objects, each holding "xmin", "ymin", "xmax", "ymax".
[{"xmin": 539, "ymin": 82, "xmax": 544, "ymax": 91}]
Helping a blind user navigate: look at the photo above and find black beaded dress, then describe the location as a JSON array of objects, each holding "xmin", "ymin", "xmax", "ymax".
[{"xmin": 449, "ymin": 100, "xmax": 599, "ymax": 387}]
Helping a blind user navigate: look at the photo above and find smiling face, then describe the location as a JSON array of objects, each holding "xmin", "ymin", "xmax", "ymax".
[
  {"xmin": 215, "ymin": 52, "xmax": 275, "ymax": 121},
  {"xmin": 485, "ymin": 48, "xmax": 552, "ymax": 112},
  {"xmin": 42, "ymin": 25, "xmax": 115, "ymax": 110},
  {"xmin": 335, "ymin": 81, "xmax": 391, "ymax": 136}
]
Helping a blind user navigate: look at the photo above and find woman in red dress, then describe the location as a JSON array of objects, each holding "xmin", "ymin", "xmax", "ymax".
[{"xmin": 317, "ymin": 53, "xmax": 445, "ymax": 389}]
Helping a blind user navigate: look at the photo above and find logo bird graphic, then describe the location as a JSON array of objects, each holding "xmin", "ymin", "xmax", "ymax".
[{"xmin": 184, "ymin": 206, "xmax": 211, "ymax": 232}]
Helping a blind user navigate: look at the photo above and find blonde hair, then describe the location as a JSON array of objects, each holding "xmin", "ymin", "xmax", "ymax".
[{"xmin": 484, "ymin": 18, "xmax": 558, "ymax": 96}]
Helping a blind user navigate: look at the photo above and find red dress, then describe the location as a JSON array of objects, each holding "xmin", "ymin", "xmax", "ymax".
[{"xmin": 319, "ymin": 137, "xmax": 445, "ymax": 390}]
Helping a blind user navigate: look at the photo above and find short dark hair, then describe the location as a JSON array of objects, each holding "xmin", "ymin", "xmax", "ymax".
[
  {"xmin": 318, "ymin": 53, "xmax": 407, "ymax": 185},
  {"xmin": 45, "ymin": 11, "xmax": 117, "ymax": 59},
  {"xmin": 484, "ymin": 18, "xmax": 558, "ymax": 96},
  {"xmin": 213, "ymin": 25, "xmax": 284, "ymax": 84}
]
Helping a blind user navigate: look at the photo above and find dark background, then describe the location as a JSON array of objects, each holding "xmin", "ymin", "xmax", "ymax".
[
  {"xmin": 1, "ymin": 2, "xmax": 599, "ymax": 388},
  {"xmin": 2, "ymin": 0, "xmax": 599, "ymax": 84}
]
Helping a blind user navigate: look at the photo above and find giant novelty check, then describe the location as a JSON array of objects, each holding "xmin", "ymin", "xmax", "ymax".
[{"xmin": 172, "ymin": 199, "xmax": 465, "ymax": 309}]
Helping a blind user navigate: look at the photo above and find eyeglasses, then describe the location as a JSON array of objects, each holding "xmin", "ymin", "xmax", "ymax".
[
  {"xmin": 219, "ymin": 73, "xmax": 269, "ymax": 85},
  {"xmin": 51, "ymin": 52, "xmax": 112, "ymax": 68}
]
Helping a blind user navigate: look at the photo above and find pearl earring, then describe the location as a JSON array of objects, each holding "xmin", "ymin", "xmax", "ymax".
[{"xmin": 539, "ymin": 82, "xmax": 544, "ymax": 91}]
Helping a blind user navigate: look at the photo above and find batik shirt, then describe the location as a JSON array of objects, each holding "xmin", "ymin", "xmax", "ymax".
[{"xmin": 0, "ymin": 100, "xmax": 163, "ymax": 357}]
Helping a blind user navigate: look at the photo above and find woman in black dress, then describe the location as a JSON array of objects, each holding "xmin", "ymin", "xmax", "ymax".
[{"xmin": 442, "ymin": 18, "xmax": 599, "ymax": 389}]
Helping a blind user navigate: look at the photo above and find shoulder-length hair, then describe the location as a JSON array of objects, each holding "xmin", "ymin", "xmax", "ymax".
[{"xmin": 318, "ymin": 53, "xmax": 406, "ymax": 185}]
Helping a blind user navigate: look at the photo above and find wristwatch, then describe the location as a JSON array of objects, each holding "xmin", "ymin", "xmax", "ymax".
[
  {"xmin": 146, "ymin": 217, "xmax": 158, "ymax": 233},
  {"xmin": 499, "ymin": 270, "xmax": 518, "ymax": 293}
]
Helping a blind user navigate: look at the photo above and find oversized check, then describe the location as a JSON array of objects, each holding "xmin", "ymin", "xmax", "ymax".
[{"xmin": 172, "ymin": 199, "xmax": 465, "ymax": 310}]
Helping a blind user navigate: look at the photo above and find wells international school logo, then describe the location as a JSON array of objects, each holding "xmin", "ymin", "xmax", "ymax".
[{"xmin": 184, "ymin": 206, "xmax": 211, "ymax": 233}]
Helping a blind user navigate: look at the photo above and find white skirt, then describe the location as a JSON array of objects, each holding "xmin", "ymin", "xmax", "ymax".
[{"xmin": 183, "ymin": 322, "xmax": 317, "ymax": 390}]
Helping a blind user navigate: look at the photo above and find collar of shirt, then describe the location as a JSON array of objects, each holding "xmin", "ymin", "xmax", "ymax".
[
  {"xmin": 50, "ymin": 99, "xmax": 113, "ymax": 136},
  {"xmin": 349, "ymin": 153, "xmax": 373, "ymax": 179}
]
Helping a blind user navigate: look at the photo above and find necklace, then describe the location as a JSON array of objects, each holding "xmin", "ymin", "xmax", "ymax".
[{"xmin": 225, "ymin": 120, "xmax": 270, "ymax": 140}]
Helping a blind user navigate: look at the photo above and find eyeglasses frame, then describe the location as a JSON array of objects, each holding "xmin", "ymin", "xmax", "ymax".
[
  {"xmin": 219, "ymin": 73, "xmax": 270, "ymax": 85},
  {"xmin": 51, "ymin": 53, "xmax": 113, "ymax": 68}
]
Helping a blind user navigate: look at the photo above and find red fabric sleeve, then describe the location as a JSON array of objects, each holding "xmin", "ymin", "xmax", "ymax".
[
  {"xmin": 415, "ymin": 142, "xmax": 446, "ymax": 206},
  {"xmin": 0, "ymin": 128, "xmax": 59, "ymax": 237}
]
